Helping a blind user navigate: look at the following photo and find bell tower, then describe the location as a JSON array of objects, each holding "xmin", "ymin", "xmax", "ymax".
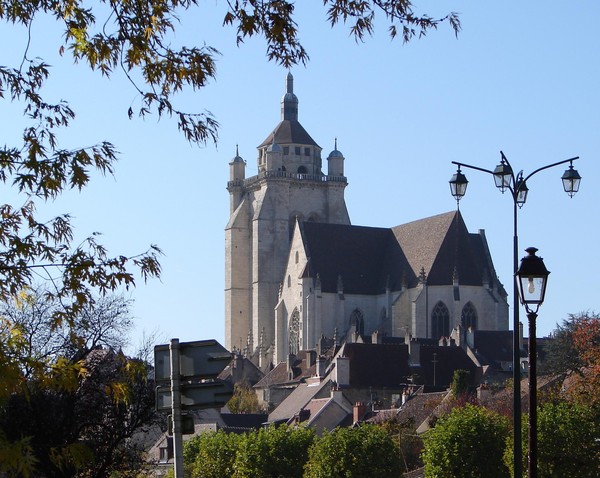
[{"xmin": 225, "ymin": 73, "xmax": 350, "ymax": 358}]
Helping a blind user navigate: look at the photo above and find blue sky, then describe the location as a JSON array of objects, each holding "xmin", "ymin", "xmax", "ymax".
[{"xmin": 1, "ymin": 1, "xmax": 599, "ymax": 349}]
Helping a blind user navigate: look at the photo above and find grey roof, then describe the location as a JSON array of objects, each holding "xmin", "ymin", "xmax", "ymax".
[
  {"xmin": 392, "ymin": 211, "xmax": 490, "ymax": 286},
  {"xmin": 299, "ymin": 211, "xmax": 495, "ymax": 294},
  {"xmin": 253, "ymin": 350, "xmax": 316, "ymax": 389},
  {"xmin": 472, "ymin": 330, "xmax": 515, "ymax": 365},
  {"xmin": 418, "ymin": 345, "xmax": 480, "ymax": 387},
  {"xmin": 301, "ymin": 222, "xmax": 416, "ymax": 294},
  {"xmin": 258, "ymin": 120, "xmax": 320, "ymax": 148},
  {"xmin": 258, "ymin": 73, "xmax": 320, "ymax": 148},
  {"xmin": 341, "ymin": 343, "xmax": 412, "ymax": 387},
  {"xmin": 268, "ymin": 379, "xmax": 331, "ymax": 423}
]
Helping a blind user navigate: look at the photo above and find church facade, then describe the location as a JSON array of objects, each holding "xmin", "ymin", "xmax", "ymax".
[{"xmin": 225, "ymin": 74, "xmax": 509, "ymax": 363}]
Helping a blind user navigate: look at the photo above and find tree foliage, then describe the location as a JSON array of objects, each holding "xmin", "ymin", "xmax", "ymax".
[
  {"xmin": 370, "ymin": 412, "xmax": 424, "ymax": 472},
  {"xmin": 543, "ymin": 313, "xmax": 588, "ymax": 376},
  {"xmin": 233, "ymin": 425, "xmax": 315, "ymax": 478},
  {"xmin": 450, "ymin": 368, "xmax": 470, "ymax": 398},
  {"xmin": 185, "ymin": 430, "xmax": 242, "ymax": 478},
  {"xmin": 0, "ymin": 290, "xmax": 159, "ymax": 478},
  {"xmin": 227, "ymin": 381, "xmax": 262, "ymax": 414},
  {"xmin": 545, "ymin": 312, "xmax": 600, "ymax": 407},
  {"xmin": 505, "ymin": 401, "xmax": 600, "ymax": 478},
  {"xmin": 421, "ymin": 404, "xmax": 510, "ymax": 478},
  {"xmin": 184, "ymin": 425, "xmax": 315, "ymax": 478},
  {"xmin": 303, "ymin": 424, "xmax": 402, "ymax": 478}
]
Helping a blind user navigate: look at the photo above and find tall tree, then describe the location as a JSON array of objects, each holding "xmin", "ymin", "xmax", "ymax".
[
  {"xmin": 543, "ymin": 314, "xmax": 587, "ymax": 376},
  {"xmin": 0, "ymin": 290, "xmax": 159, "ymax": 477},
  {"xmin": 567, "ymin": 313, "xmax": 600, "ymax": 408}
]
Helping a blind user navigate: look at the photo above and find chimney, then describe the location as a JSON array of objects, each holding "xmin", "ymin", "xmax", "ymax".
[
  {"xmin": 306, "ymin": 350, "xmax": 316, "ymax": 368},
  {"xmin": 334, "ymin": 356, "xmax": 350, "ymax": 386},
  {"xmin": 316, "ymin": 355, "xmax": 326, "ymax": 378},
  {"xmin": 408, "ymin": 339, "xmax": 421, "ymax": 367},
  {"xmin": 353, "ymin": 401, "xmax": 367, "ymax": 423},
  {"xmin": 401, "ymin": 388, "xmax": 410, "ymax": 406}
]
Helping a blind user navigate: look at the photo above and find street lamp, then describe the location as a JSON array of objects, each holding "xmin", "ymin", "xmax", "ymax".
[
  {"xmin": 516, "ymin": 247, "xmax": 550, "ymax": 478},
  {"xmin": 449, "ymin": 151, "xmax": 580, "ymax": 478}
]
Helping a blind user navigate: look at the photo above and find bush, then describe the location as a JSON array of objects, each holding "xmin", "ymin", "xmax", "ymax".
[
  {"xmin": 422, "ymin": 404, "xmax": 510, "ymax": 478},
  {"xmin": 304, "ymin": 425, "xmax": 402, "ymax": 478}
]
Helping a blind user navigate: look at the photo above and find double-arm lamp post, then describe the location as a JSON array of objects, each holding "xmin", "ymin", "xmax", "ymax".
[
  {"xmin": 448, "ymin": 151, "xmax": 581, "ymax": 478},
  {"xmin": 516, "ymin": 246, "xmax": 550, "ymax": 478}
]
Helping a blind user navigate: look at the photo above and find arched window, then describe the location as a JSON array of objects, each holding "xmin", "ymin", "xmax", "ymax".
[
  {"xmin": 461, "ymin": 302, "xmax": 478, "ymax": 330},
  {"xmin": 350, "ymin": 309, "xmax": 365, "ymax": 335},
  {"xmin": 431, "ymin": 301, "xmax": 450, "ymax": 339},
  {"xmin": 289, "ymin": 309, "xmax": 300, "ymax": 355},
  {"xmin": 295, "ymin": 251, "xmax": 299, "ymax": 264},
  {"xmin": 287, "ymin": 275, "xmax": 291, "ymax": 288}
]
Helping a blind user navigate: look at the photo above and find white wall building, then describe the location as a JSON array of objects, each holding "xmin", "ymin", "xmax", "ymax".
[{"xmin": 225, "ymin": 75, "xmax": 508, "ymax": 364}]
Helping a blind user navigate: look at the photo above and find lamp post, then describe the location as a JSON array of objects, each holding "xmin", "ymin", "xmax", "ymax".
[
  {"xmin": 449, "ymin": 151, "xmax": 580, "ymax": 478},
  {"xmin": 516, "ymin": 247, "xmax": 550, "ymax": 478}
]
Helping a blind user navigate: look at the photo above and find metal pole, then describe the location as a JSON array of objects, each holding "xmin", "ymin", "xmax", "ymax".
[
  {"xmin": 512, "ymin": 202, "xmax": 523, "ymax": 478},
  {"xmin": 170, "ymin": 338, "xmax": 184, "ymax": 478},
  {"xmin": 528, "ymin": 312, "xmax": 538, "ymax": 478}
]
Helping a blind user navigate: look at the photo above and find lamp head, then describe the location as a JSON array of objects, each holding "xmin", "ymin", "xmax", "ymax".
[
  {"xmin": 562, "ymin": 162, "xmax": 581, "ymax": 198},
  {"xmin": 493, "ymin": 155, "xmax": 513, "ymax": 193},
  {"xmin": 516, "ymin": 247, "xmax": 550, "ymax": 308},
  {"xmin": 449, "ymin": 167, "xmax": 468, "ymax": 201}
]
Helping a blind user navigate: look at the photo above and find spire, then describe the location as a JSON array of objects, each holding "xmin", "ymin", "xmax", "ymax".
[{"xmin": 281, "ymin": 72, "xmax": 299, "ymax": 121}]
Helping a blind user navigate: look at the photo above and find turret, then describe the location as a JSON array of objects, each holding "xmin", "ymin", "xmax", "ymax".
[
  {"xmin": 327, "ymin": 139, "xmax": 345, "ymax": 177},
  {"xmin": 265, "ymin": 140, "xmax": 283, "ymax": 171},
  {"xmin": 229, "ymin": 145, "xmax": 246, "ymax": 182},
  {"xmin": 228, "ymin": 146, "xmax": 246, "ymax": 212}
]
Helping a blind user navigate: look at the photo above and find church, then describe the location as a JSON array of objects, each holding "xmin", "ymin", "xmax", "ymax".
[{"xmin": 225, "ymin": 74, "xmax": 508, "ymax": 365}]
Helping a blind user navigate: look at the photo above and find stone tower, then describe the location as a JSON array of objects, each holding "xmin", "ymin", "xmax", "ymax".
[{"xmin": 225, "ymin": 73, "xmax": 351, "ymax": 356}]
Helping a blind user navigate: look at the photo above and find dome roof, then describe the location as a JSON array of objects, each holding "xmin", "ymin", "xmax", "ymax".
[
  {"xmin": 267, "ymin": 140, "xmax": 282, "ymax": 153},
  {"xmin": 231, "ymin": 145, "xmax": 245, "ymax": 163},
  {"xmin": 327, "ymin": 139, "xmax": 344, "ymax": 159}
]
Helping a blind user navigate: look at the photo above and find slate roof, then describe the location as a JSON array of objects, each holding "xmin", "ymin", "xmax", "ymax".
[
  {"xmin": 392, "ymin": 211, "xmax": 491, "ymax": 286},
  {"xmin": 220, "ymin": 413, "xmax": 268, "ymax": 433},
  {"xmin": 268, "ymin": 379, "xmax": 331, "ymax": 423},
  {"xmin": 301, "ymin": 222, "xmax": 416, "ymax": 294},
  {"xmin": 299, "ymin": 211, "xmax": 498, "ymax": 294},
  {"xmin": 367, "ymin": 388, "xmax": 448, "ymax": 432},
  {"xmin": 259, "ymin": 119, "xmax": 319, "ymax": 148},
  {"xmin": 396, "ymin": 389, "xmax": 448, "ymax": 430},
  {"xmin": 472, "ymin": 330, "xmax": 515, "ymax": 365},
  {"xmin": 417, "ymin": 345, "xmax": 480, "ymax": 387},
  {"xmin": 341, "ymin": 343, "xmax": 412, "ymax": 388},
  {"xmin": 253, "ymin": 350, "xmax": 316, "ymax": 389}
]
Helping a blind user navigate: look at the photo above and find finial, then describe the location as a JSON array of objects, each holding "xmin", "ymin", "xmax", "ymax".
[{"xmin": 334, "ymin": 137, "xmax": 338, "ymax": 150}]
